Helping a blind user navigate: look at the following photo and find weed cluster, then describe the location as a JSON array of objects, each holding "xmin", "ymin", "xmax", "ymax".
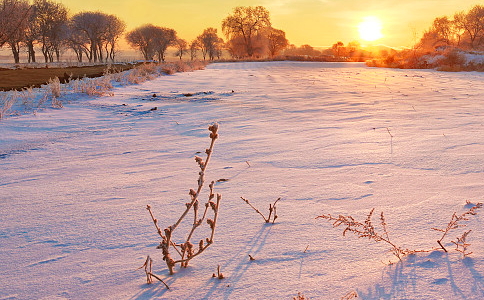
[{"xmin": 318, "ymin": 202, "xmax": 482, "ymax": 260}]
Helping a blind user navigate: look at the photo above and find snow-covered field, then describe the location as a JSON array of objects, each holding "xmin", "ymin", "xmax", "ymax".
[{"xmin": 1, "ymin": 61, "xmax": 483, "ymax": 299}]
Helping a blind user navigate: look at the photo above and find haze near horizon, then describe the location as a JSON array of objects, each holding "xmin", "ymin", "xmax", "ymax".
[{"xmin": 61, "ymin": 0, "xmax": 477, "ymax": 48}]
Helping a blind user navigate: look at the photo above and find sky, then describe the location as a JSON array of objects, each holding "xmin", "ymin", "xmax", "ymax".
[{"xmin": 59, "ymin": 0, "xmax": 479, "ymax": 48}]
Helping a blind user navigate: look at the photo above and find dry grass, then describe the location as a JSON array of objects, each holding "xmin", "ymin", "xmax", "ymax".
[{"xmin": 0, "ymin": 93, "xmax": 15, "ymax": 119}]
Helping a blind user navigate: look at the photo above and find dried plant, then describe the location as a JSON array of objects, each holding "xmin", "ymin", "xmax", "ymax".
[
  {"xmin": 19, "ymin": 87, "xmax": 35, "ymax": 110},
  {"xmin": 317, "ymin": 209, "xmax": 419, "ymax": 260},
  {"xmin": 240, "ymin": 197, "xmax": 280, "ymax": 223},
  {"xmin": 212, "ymin": 265, "xmax": 224, "ymax": 279},
  {"xmin": 319, "ymin": 201, "xmax": 482, "ymax": 261},
  {"xmin": 452, "ymin": 230, "xmax": 473, "ymax": 257},
  {"xmin": 146, "ymin": 123, "xmax": 221, "ymax": 275},
  {"xmin": 293, "ymin": 292, "xmax": 310, "ymax": 300},
  {"xmin": 47, "ymin": 76, "xmax": 61, "ymax": 98},
  {"xmin": 137, "ymin": 255, "xmax": 170, "ymax": 288},
  {"xmin": 432, "ymin": 202, "xmax": 482, "ymax": 252},
  {"xmin": 51, "ymin": 96, "xmax": 63, "ymax": 108},
  {"xmin": 0, "ymin": 93, "xmax": 15, "ymax": 119},
  {"xmin": 341, "ymin": 291, "xmax": 358, "ymax": 300},
  {"xmin": 138, "ymin": 255, "xmax": 154, "ymax": 284}
]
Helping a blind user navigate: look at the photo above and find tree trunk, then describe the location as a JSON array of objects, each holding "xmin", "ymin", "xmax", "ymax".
[
  {"xmin": 27, "ymin": 41, "xmax": 36, "ymax": 63},
  {"xmin": 9, "ymin": 42, "xmax": 21, "ymax": 63}
]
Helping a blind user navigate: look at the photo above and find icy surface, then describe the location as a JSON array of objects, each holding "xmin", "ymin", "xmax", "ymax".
[{"xmin": 1, "ymin": 62, "xmax": 483, "ymax": 299}]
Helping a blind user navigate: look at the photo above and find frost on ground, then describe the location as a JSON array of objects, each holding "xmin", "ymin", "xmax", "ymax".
[{"xmin": 0, "ymin": 62, "xmax": 483, "ymax": 299}]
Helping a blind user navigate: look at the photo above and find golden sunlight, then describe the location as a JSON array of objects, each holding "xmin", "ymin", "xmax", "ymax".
[{"xmin": 358, "ymin": 16, "xmax": 383, "ymax": 42}]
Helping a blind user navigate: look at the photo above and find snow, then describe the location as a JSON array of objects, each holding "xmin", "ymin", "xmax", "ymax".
[{"xmin": 1, "ymin": 61, "xmax": 484, "ymax": 299}]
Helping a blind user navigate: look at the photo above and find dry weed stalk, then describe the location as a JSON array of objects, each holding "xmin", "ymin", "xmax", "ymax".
[
  {"xmin": 212, "ymin": 265, "xmax": 224, "ymax": 279},
  {"xmin": 138, "ymin": 255, "xmax": 154, "ymax": 284},
  {"xmin": 240, "ymin": 197, "xmax": 280, "ymax": 224},
  {"xmin": 317, "ymin": 209, "xmax": 418, "ymax": 260},
  {"xmin": 293, "ymin": 292, "xmax": 309, "ymax": 300},
  {"xmin": 452, "ymin": 230, "xmax": 473, "ymax": 257},
  {"xmin": 341, "ymin": 291, "xmax": 358, "ymax": 300},
  {"xmin": 19, "ymin": 88, "xmax": 35, "ymax": 109},
  {"xmin": 433, "ymin": 202, "xmax": 482, "ymax": 252},
  {"xmin": 386, "ymin": 127, "xmax": 394, "ymax": 154},
  {"xmin": 47, "ymin": 77, "xmax": 61, "ymax": 98},
  {"xmin": 147, "ymin": 123, "xmax": 221, "ymax": 275},
  {"xmin": 137, "ymin": 255, "xmax": 170, "ymax": 288},
  {"xmin": 0, "ymin": 93, "xmax": 15, "ymax": 119}
]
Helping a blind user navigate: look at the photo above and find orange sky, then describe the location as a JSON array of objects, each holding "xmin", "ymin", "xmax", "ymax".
[{"xmin": 60, "ymin": 0, "xmax": 478, "ymax": 48}]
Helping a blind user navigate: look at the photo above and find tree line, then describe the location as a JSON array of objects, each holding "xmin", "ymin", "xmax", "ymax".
[
  {"xmin": 419, "ymin": 4, "xmax": 484, "ymax": 51},
  {"xmin": 0, "ymin": 0, "xmax": 125, "ymax": 63},
  {"xmin": 0, "ymin": 1, "xmax": 289, "ymax": 63}
]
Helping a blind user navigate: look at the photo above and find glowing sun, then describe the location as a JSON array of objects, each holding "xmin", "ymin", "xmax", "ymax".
[{"xmin": 358, "ymin": 16, "xmax": 383, "ymax": 42}]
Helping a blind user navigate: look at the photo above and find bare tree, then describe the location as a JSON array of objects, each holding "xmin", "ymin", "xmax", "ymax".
[
  {"xmin": 419, "ymin": 16, "xmax": 457, "ymax": 51},
  {"xmin": 189, "ymin": 39, "xmax": 199, "ymax": 61},
  {"xmin": 225, "ymin": 35, "xmax": 246, "ymax": 59},
  {"xmin": 174, "ymin": 38, "xmax": 187, "ymax": 60},
  {"xmin": 24, "ymin": 5, "xmax": 38, "ymax": 63},
  {"xmin": 153, "ymin": 27, "xmax": 176, "ymax": 62},
  {"xmin": 103, "ymin": 14, "xmax": 125, "ymax": 62},
  {"xmin": 331, "ymin": 41, "xmax": 345, "ymax": 57},
  {"xmin": 0, "ymin": 0, "xmax": 31, "ymax": 63},
  {"xmin": 65, "ymin": 20, "xmax": 90, "ymax": 62},
  {"xmin": 197, "ymin": 27, "xmax": 223, "ymax": 61},
  {"xmin": 222, "ymin": 6, "xmax": 271, "ymax": 58},
  {"xmin": 32, "ymin": 0, "xmax": 69, "ymax": 63},
  {"xmin": 126, "ymin": 24, "xmax": 159, "ymax": 61},
  {"xmin": 265, "ymin": 27, "xmax": 288, "ymax": 57},
  {"xmin": 70, "ymin": 11, "xmax": 122, "ymax": 62},
  {"xmin": 454, "ymin": 5, "xmax": 484, "ymax": 49}
]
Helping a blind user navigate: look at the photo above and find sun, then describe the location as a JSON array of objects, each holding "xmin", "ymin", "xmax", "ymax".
[{"xmin": 358, "ymin": 16, "xmax": 383, "ymax": 42}]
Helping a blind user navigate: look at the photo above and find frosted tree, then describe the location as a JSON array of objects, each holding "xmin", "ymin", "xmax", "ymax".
[
  {"xmin": 126, "ymin": 24, "xmax": 176, "ymax": 62},
  {"xmin": 0, "ymin": 0, "xmax": 31, "ymax": 63},
  {"xmin": 265, "ymin": 27, "xmax": 288, "ymax": 57},
  {"xmin": 222, "ymin": 6, "xmax": 271, "ymax": 57},
  {"xmin": 454, "ymin": 5, "xmax": 484, "ymax": 49},
  {"xmin": 31, "ymin": 0, "xmax": 69, "ymax": 63},
  {"xmin": 174, "ymin": 38, "xmax": 187, "ymax": 60},
  {"xmin": 70, "ymin": 11, "xmax": 124, "ymax": 62},
  {"xmin": 104, "ymin": 14, "xmax": 126, "ymax": 62},
  {"xmin": 153, "ymin": 27, "xmax": 176, "ymax": 62},
  {"xmin": 189, "ymin": 39, "xmax": 199, "ymax": 61},
  {"xmin": 197, "ymin": 28, "xmax": 224, "ymax": 61},
  {"xmin": 126, "ymin": 24, "xmax": 158, "ymax": 61}
]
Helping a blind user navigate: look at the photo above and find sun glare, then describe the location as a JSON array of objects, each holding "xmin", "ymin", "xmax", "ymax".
[{"xmin": 358, "ymin": 16, "xmax": 383, "ymax": 42}]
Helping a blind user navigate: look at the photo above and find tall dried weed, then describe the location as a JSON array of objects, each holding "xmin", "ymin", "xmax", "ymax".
[
  {"xmin": 0, "ymin": 93, "xmax": 16, "ymax": 119},
  {"xmin": 146, "ymin": 123, "xmax": 221, "ymax": 276}
]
